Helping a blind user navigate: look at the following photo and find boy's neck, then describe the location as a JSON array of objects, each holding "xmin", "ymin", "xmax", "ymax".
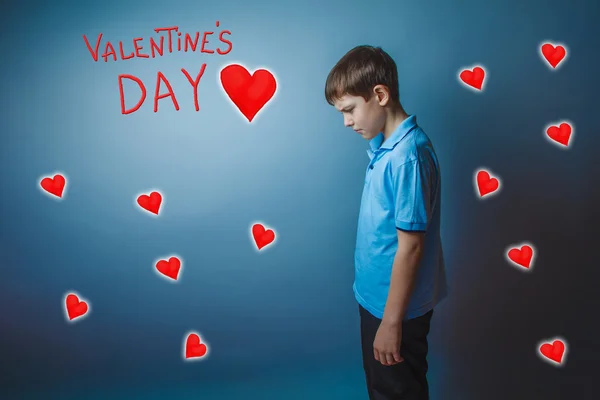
[{"xmin": 382, "ymin": 103, "xmax": 409, "ymax": 141}]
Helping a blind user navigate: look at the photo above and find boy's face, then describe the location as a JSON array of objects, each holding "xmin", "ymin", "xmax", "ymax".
[{"xmin": 333, "ymin": 90, "xmax": 386, "ymax": 140}]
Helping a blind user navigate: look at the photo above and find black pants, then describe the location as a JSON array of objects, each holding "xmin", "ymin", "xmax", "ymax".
[{"xmin": 359, "ymin": 304, "xmax": 434, "ymax": 400}]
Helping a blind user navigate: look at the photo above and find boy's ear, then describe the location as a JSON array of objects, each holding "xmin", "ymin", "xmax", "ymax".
[{"xmin": 373, "ymin": 85, "xmax": 391, "ymax": 106}]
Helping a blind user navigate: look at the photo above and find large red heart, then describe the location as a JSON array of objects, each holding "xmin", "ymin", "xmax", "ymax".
[
  {"xmin": 507, "ymin": 245, "xmax": 533, "ymax": 268},
  {"xmin": 252, "ymin": 223, "xmax": 275, "ymax": 250},
  {"xmin": 220, "ymin": 64, "xmax": 277, "ymax": 122},
  {"xmin": 65, "ymin": 293, "xmax": 88, "ymax": 320},
  {"xmin": 476, "ymin": 170, "xmax": 500, "ymax": 197},
  {"xmin": 541, "ymin": 44, "xmax": 566, "ymax": 68},
  {"xmin": 459, "ymin": 66, "xmax": 485, "ymax": 90},
  {"xmin": 40, "ymin": 174, "xmax": 66, "ymax": 198},
  {"xmin": 539, "ymin": 340, "xmax": 565, "ymax": 364},
  {"xmin": 546, "ymin": 123, "xmax": 572, "ymax": 146},
  {"xmin": 137, "ymin": 191, "xmax": 162, "ymax": 215},
  {"xmin": 156, "ymin": 257, "xmax": 181, "ymax": 280},
  {"xmin": 185, "ymin": 333, "xmax": 208, "ymax": 359}
]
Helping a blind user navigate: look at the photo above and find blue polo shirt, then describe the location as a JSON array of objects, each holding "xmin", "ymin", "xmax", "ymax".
[{"xmin": 353, "ymin": 115, "xmax": 448, "ymax": 320}]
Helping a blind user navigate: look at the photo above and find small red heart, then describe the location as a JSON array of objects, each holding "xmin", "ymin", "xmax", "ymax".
[
  {"xmin": 539, "ymin": 340, "xmax": 566, "ymax": 364},
  {"xmin": 65, "ymin": 293, "xmax": 88, "ymax": 320},
  {"xmin": 476, "ymin": 170, "xmax": 500, "ymax": 197},
  {"xmin": 156, "ymin": 257, "xmax": 181, "ymax": 280},
  {"xmin": 507, "ymin": 245, "xmax": 534, "ymax": 268},
  {"xmin": 252, "ymin": 223, "xmax": 275, "ymax": 250},
  {"xmin": 460, "ymin": 66, "xmax": 485, "ymax": 90},
  {"xmin": 40, "ymin": 174, "xmax": 66, "ymax": 198},
  {"xmin": 185, "ymin": 333, "xmax": 208, "ymax": 359},
  {"xmin": 137, "ymin": 191, "xmax": 162, "ymax": 215},
  {"xmin": 220, "ymin": 64, "xmax": 277, "ymax": 122},
  {"xmin": 546, "ymin": 123, "xmax": 572, "ymax": 146},
  {"xmin": 541, "ymin": 43, "xmax": 566, "ymax": 68}
]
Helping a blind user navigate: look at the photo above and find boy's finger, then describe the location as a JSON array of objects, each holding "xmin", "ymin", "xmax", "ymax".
[
  {"xmin": 373, "ymin": 349, "xmax": 380, "ymax": 362},
  {"xmin": 380, "ymin": 356, "xmax": 388, "ymax": 366},
  {"xmin": 385, "ymin": 353, "xmax": 395, "ymax": 366},
  {"xmin": 393, "ymin": 352, "xmax": 403, "ymax": 362}
]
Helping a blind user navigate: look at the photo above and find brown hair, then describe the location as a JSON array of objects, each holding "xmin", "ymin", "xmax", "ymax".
[{"xmin": 324, "ymin": 45, "xmax": 400, "ymax": 106}]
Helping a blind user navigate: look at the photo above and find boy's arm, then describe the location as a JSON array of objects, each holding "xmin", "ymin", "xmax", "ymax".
[
  {"xmin": 381, "ymin": 229, "xmax": 425, "ymax": 326},
  {"xmin": 382, "ymin": 158, "xmax": 432, "ymax": 326}
]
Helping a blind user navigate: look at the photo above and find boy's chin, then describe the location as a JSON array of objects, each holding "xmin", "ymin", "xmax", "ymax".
[{"xmin": 361, "ymin": 132, "xmax": 375, "ymax": 139}]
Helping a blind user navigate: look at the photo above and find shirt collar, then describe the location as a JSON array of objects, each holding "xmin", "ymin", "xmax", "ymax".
[{"xmin": 366, "ymin": 115, "xmax": 417, "ymax": 159}]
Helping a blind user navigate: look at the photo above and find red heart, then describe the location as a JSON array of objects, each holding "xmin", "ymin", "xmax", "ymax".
[
  {"xmin": 156, "ymin": 257, "xmax": 181, "ymax": 280},
  {"xmin": 185, "ymin": 333, "xmax": 208, "ymax": 359},
  {"xmin": 541, "ymin": 44, "xmax": 566, "ymax": 68},
  {"xmin": 65, "ymin": 293, "xmax": 88, "ymax": 320},
  {"xmin": 252, "ymin": 223, "xmax": 275, "ymax": 250},
  {"xmin": 546, "ymin": 123, "xmax": 572, "ymax": 146},
  {"xmin": 507, "ymin": 245, "xmax": 533, "ymax": 268},
  {"xmin": 539, "ymin": 340, "xmax": 565, "ymax": 364},
  {"xmin": 40, "ymin": 174, "xmax": 66, "ymax": 198},
  {"xmin": 220, "ymin": 64, "xmax": 277, "ymax": 122},
  {"xmin": 137, "ymin": 191, "xmax": 162, "ymax": 215},
  {"xmin": 476, "ymin": 170, "xmax": 500, "ymax": 197},
  {"xmin": 460, "ymin": 66, "xmax": 485, "ymax": 90}
]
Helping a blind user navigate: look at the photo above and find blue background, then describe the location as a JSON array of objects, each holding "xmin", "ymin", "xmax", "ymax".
[{"xmin": 1, "ymin": 0, "xmax": 599, "ymax": 399}]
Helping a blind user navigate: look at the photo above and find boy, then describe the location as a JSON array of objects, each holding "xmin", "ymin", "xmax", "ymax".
[{"xmin": 324, "ymin": 45, "xmax": 448, "ymax": 400}]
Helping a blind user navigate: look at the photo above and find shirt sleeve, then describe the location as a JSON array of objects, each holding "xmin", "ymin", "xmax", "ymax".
[{"xmin": 392, "ymin": 158, "xmax": 432, "ymax": 232}]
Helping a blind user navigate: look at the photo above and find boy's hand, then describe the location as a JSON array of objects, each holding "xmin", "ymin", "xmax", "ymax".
[{"xmin": 373, "ymin": 320, "xmax": 404, "ymax": 366}]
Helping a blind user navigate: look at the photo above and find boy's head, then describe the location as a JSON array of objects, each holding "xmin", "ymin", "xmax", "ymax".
[{"xmin": 325, "ymin": 45, "xmax": 401, "ymax": 140}]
